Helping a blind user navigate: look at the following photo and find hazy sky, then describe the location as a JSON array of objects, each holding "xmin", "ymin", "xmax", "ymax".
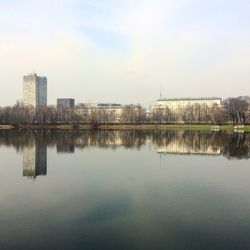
[{"xmin": 0, "ymin": 0, "xmax": 249, "ymax": 106}]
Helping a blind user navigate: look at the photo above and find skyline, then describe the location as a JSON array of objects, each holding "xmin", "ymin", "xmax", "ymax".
[{"xmin": 0, "ymin": 0, "xmax": 249, "ymax": 106}]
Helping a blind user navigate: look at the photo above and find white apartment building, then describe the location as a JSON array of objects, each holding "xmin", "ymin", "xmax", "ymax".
[
  {"xmin": 76, "ymin": 103, "xmax": 123, "ymax": 123},
  {"xmin": 75, "ymin": 103, "xmax": 143, "ymax": 123},
  {"xmin": 156, "ymin": 97, "xmax": 222, "ymax": 111},
  {"xmin": 23, "ymin": 73, "xmax": 47, "ymax": 107}
]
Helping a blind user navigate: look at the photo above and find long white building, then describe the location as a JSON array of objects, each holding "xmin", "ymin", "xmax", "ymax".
[
  {"xmin": 23, "ymin": 73, "xmax": 47, "ymax": 107},
  {"xmin": 75, "ymin": 103, "xmax": 143, "ymax": 123},
  {"xmin": 157, "ymin": 97, "xmax": 222, "ymax": 110}
]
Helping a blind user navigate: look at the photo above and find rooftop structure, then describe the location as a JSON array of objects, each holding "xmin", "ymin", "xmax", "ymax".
[
  {"xmin": 157, "ymin": 97, "xmax": 222, "ymax": 102},
  {"xmin": 98, "ymin": 103, "xmax": 122, "ymax": 108}
]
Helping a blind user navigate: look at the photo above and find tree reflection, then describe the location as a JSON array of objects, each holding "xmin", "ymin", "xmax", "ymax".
[
  {"xmin": 0, "ymin": 130, "xmax": 249, "ymax": 160},
  {"xmin": 223, "ymin": 133, "xmax": 250, "ymax": 160}
]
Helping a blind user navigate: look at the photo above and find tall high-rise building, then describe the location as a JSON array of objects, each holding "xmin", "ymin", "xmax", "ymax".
[{"xmin": 23, "ymin": 73, "xmax": 47, "ymax": 107}]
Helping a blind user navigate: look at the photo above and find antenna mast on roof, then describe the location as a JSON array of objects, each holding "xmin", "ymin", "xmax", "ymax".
[{"xmin": 160, "ymin": 84, "xmax": 163, "ymax": 99}]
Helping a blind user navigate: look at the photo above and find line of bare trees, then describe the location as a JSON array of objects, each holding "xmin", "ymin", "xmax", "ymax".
[
  {"xmin": 0, "ymin": 96, "xmax": 249, "ymax": 125},
  {"xmin": 151, "ymin": 96, "xmax": 250, "ymax": 125},
  {"xmin": 0, "ymin": 102, "xmax": 83, "ymax": 125}
]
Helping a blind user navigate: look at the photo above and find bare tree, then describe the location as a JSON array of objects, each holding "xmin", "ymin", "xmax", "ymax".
[{"xmin": 224, "ymin": 97, "xmax": 249, "ymax": 125}]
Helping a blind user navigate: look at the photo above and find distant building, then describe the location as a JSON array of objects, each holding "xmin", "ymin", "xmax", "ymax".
[
  {"xmin": 97, "ymin": 103, "xmax": 122, "ymax": 108},
  {"xmin": 75, "ymin": 103, "xmax": 123, "ymax": 123},
  {"xmin": 57, "ymin": 98, "xmax": 75, "ymax": 108},
  {"xmin": 23, "ymin": 73, "xmax": 47, "ymax": 107},
  {"xmin": 157, "ymin": 97, "xmax": 222, "ymax": 110},
  {"xmin": 150, "ymin": 97, "xmax": 222, "ymax": 123},
  {"xmin": 75, "ymin": 103, "xmax": 145, "ymax": 124}
]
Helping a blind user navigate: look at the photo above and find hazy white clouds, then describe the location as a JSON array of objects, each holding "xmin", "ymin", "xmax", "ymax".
[{"xmin": 0, "ymin": 0, "xmax": 249, "ymax": 105}]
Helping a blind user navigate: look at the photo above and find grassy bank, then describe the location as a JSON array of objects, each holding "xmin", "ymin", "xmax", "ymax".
[
  {"xmin": 65, "ymin": 124, "xmax": 250, "ymax": 132},
  {"xmin": 0, "ymin": 124, "xmax": 92, "ymax": 130},
  {"xmin": 96, "ymin": 124, "xmax": 250, "ymax": 131},
  {"xmin": 97, "ymin": 124, "xmax": 212, "ymax": 130},
  {"xmin": 0, "ymin": 125, "xmax": 15, "ymax": 130},
  {"xmin": 17, "ymin": 124, "xmax": 92, "ymax": 130},
  {"xmin": 57, "ymin": 124, "xmax": 92, "ymax": 130},
  {"xmin": 0, "ymin": 124, "xmax": 250, "ymax": 131}
]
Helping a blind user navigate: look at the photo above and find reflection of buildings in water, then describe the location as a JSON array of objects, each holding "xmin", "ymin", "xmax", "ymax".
[
  {"xmin": 75, "ymin": 132, "xmax": 124, "ymax": 148},
  {"xmin": 157, "ymin": 142, "xmax": 221, "ymax": 156},
  {"xmin": 23, "ymin": 144, "xmax": 47, "ymax": 179},
  {"xmin": 56, "ymin": 132, "xmax": 75, "ymax": 153},
  {"xmin": 57, "ymin": 143, "xmax": 75, "ymax": 153}
]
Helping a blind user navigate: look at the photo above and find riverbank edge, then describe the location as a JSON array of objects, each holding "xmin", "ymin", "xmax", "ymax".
[{"xmin": 1, "ymin": 124, "xmax": 250, "ymax": 131}]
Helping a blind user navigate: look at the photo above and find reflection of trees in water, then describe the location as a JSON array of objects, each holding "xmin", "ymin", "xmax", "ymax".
[
  {"xmin": 0, "ymin": 130, "xmax": 149, "ymax": 151},
  {"xmin": 153, "ymin": 130, "xmax": 250, "ymax": 159},
  {"xmin": 84, "ymin": 130, "xmax": 146, "ymax": 149},
  {"xmin": 223, "ymin": 133, "xmax": 250, "ymax": 160},
  {"xmin": 0, "ymin": 130, "xmax": 249, "ymax": 160},
  {"xmin": 151, "ymin": 130, "xmax": 221, "ymax": 154},
  {"xmin": 0, "ymin": 130, "xmax": 54, "ymax": 152}
]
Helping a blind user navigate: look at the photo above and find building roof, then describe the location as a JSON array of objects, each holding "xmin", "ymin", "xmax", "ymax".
[
  {"xmin": 157, "ymin": 97, "xmax": 222, "ymax": 101},
  {"xmin": 98, "ymin": 103, "xmax": 122, "ymax": 107}
]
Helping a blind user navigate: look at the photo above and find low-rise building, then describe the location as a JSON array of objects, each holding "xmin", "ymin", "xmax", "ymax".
[
  {"xmin": 75, "ymin": 103, "xmax": 144, "ymax": 124},
  {"xmin": 75, "ymin": 103, "xmax": 123, "ymax": 123},
  {"xmin": 157, "ymin": 97, "xmax": 222, "ymax": 110},
  {"xmin": 151, "ymin": 97, "xmax": 222, "ymax": 123},
  {"xmin": 57, "ymin": 98, "xmax": 75, "ymax": 108}
]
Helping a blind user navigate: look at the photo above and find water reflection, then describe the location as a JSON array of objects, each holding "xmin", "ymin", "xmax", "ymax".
[
  {"xmin": 57, "ymin": 131, "xmax": 75, "ymax": 153},
  {"xmin": 0, "ymin": 129, "xmax": 249, "ymax": 161},
  {"xmin": 23, "ymin": 142, "xmax": 47, "ymax": 179},
  {"xmin": 156, "ymin": 131, "xmax": 221, "ymax": 156},
  {"xmin": 0, "ymin": 130, "xmax": 250, "ymax": 249}
]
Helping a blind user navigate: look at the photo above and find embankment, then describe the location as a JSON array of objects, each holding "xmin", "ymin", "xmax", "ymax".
[{"xmin": 0, "ymin": 124, "xmax": 250, "ymax": 131}]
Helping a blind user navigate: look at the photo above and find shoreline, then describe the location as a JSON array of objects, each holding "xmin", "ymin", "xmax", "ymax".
[{"xmin": 0, "ymin": 124, "xmax": 250, "ymax": 131}]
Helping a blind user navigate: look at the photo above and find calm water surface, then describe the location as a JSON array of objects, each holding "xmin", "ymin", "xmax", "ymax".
[{"xmin": 0, "ymin": 130, "xmax": 250, "ymax": 250}]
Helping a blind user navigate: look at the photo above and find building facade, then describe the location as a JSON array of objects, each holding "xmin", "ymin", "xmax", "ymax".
[
  {"xmin": 75, "ymin": 103, "xmax": 144, "ymax": 124},
  {"xmin": 150, "ymin": 97, "xmax": 222, "ymax": 123},
  {"xmin": 75, "ymin": 103, "xmax": 123, "ymax": 123},
  {"xmin": 23, "ymin": 73, "xmax": 47, "ymax": 107},
  {"xmin": 157, "ymin": 97, "xmax": 222, "ymax": 110},
  {"xmin": 57, "ymin": 98, "xmax": 75, "ymax": 108}
]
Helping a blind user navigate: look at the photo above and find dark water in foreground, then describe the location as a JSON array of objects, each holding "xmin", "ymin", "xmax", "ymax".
[{"xmin": 0, "ymin": 129, "xmax": 250, "ymax": 250}]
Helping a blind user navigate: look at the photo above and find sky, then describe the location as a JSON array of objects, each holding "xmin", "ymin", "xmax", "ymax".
[{"xmin": 0, "ymin": 0, "xmax": 249, "ymax": 106}]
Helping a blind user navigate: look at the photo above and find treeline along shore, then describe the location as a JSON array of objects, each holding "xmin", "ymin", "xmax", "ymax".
[
  {"xmin": 0, "ymin": 129, "xmax": 250, "ymax": 160},
  {"xmin": 0, "ymin": 96, "xmax": 250, "ymax": 131},
  {"xmin": 1, "ymin": 124, "xmax": 250, "ymax": 132}
]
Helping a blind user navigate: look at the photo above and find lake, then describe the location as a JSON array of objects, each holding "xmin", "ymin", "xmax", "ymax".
[{"xmin": 0, "ymin": 129, "xmax": 250, "ymax": 250}]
